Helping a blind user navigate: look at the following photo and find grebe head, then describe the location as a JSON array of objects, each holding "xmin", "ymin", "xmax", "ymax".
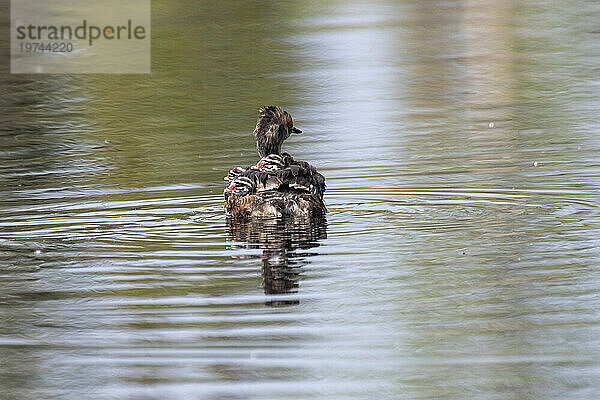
[
  {"xmin": 224, "ymin": 176, "xmax": 254, "ymax": 199},
  {"xmin": 252, "ymin": 154, "xmax": 285, "ymax": 173},
  {"xmin": 224, "ymin": 166, "xmax": 247, "ymax": 181},
  {"xmin": 253, "ymin": 106, "xmax": 302, "ymax": 158}
]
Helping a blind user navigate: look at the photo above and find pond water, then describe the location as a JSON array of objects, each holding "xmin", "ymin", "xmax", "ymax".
[{"xmin": 2, "ymin": 0, "xmax": 600, "ymax": 398}]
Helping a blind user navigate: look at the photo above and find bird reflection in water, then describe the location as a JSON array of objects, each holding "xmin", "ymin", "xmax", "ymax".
[{"xmin": 226, "ymin": 217, "xmax": 327, "ymax": 306}]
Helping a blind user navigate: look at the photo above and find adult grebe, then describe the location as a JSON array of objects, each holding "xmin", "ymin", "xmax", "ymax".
[{"xmin": 224, "ymin": 106, "xmax": 326, "ymax": 219}]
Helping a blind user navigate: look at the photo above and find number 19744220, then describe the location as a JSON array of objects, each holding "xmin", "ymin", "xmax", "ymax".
[{"xmin": 20, "ymin": 42, "xmax": 73, "ymax": 52}]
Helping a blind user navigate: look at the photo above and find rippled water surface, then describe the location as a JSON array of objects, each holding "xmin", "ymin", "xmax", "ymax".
[{"xmin": 2, "ymin": 0, "xmax": 600, "ymax": 399}]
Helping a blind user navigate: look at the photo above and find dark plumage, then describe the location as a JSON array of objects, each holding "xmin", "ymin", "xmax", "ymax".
[
  {"xmin": 224, "ymin": 106, "xmax": 326, "ymax": 219},
  {"xmin": 253, "ymin": 106, "xmax": 302, "ymax": 158}
]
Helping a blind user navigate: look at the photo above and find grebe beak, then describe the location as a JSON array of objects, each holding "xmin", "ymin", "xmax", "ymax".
[
  {"xmin": 291, "ymin": 126, "xmax": 302, "ymax": 134},
  {"xmin": 252, "ymin": 160, "xmax": 266, "ymax": 171}
]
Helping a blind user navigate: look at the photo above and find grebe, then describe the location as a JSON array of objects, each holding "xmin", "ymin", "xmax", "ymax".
[{"xmin": 224, "ymin": 106, "xmax": 326, "ymax": 219}]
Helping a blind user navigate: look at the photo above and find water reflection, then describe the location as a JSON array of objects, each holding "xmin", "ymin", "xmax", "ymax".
[{"xmin": 226, "ymin": 217, "xmax": 327, "ymax": 306}]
